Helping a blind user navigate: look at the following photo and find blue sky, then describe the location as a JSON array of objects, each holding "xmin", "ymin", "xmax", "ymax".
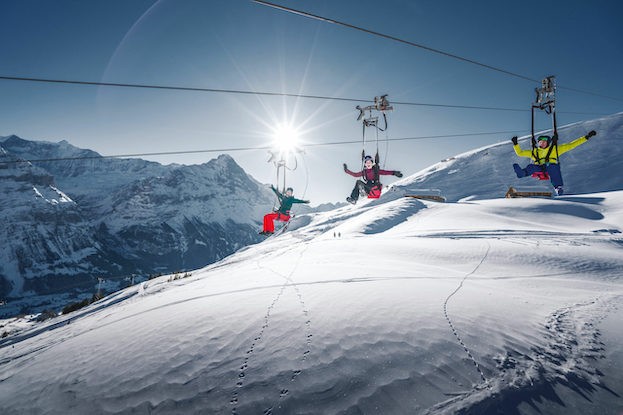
[{"xmin": 1, "ymin": 0, "xmax": 622, "ymax": 203}]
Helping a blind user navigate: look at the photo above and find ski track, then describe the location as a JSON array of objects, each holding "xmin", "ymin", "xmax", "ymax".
[
  {"xmin": 442, "ymin": 242, "xmax": 491, "ymax": 386},
  {"xmin": 230, "ymin": 244, "xmax": 312, "ymax": 415},
  {"xmin": 428, "ymin": 296, "xmax": 617, "ymax": 415}
]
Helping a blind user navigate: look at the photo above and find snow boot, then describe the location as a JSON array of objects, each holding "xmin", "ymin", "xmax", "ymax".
[
  {"xmin": 346, "ymin": 196, "xmax": 356, "ymax": 205},
  {"xmin": 554, "ymin": 186, "xmax": 564, "ymax": 196}
]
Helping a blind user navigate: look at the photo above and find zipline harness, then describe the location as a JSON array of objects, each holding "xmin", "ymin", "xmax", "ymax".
[
  {"xmin": 530, "ymin": 76, "xmax": 560, "ymax": 180},
  {"xmin": 355, "ymin": 95, "xmax": 393, "ymax": 197},
  {"xmin": 267, "ymin": 149, "xmax": 299, "ymax": 194}
]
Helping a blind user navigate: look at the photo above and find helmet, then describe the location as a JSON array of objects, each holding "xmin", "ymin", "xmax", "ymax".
[
  {"xmin": 364, "ymin": 155, "xmax": 374, "ymax": 162},
  {"xmin": 286, "ymin": 187, "xmax": 293, "ymax": 192},
  {"xmin": 537, "ymin": 135, "xmax": 551, "ymax": 143}
]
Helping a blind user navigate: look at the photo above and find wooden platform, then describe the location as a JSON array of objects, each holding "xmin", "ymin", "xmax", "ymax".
[
  {"xmin": 505, "ymin": 186, "xmax": 552, "ymax": 198},
  {"xmin": 404, "ymin": 194, "xmax": 446, "ymax": 202}
]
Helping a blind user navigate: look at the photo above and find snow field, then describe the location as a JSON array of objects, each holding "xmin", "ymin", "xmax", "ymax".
[{"xmin": 1, "ymin": 191, "xmax": 622, "ymax": 414}]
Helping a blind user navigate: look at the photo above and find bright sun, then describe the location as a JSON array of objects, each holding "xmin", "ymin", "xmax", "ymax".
[{"xmin": 272, "ymin": 123, "xmax": 300, "ymax": 153}]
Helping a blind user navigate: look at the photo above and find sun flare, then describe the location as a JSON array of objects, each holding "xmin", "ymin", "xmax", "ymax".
[{"xmin": 272, "ymin": 123, "xmax": 300, "ymax": 154}]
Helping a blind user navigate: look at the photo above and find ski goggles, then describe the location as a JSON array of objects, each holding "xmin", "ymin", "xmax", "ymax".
[{"xmin": 537, "ymin": 136, "xmax": 550, "ymax": 142}]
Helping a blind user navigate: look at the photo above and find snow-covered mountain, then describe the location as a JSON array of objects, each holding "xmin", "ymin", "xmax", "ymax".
[
  {"xmin": 0, "ymin": 113, "xmax": 622, "ymax": 414},
  {"xmin": 0, "ymin": 136, "xmax": 286, "ymax": 315}
]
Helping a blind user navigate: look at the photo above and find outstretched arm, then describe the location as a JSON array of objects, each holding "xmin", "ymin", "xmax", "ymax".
[
  {"xmin": 377, "ymin": 169, "xmax": 402, "ymax": 177},
  {"xmin": 270, "ymin": 185, "xmax": 283, "ymax": 202},
  {"xmin": 291, "ymin": 197, "xmax": 310, "ymax": 204},
  {"xmin": 510, "ymin": 136, "xmax": 532, "ymax": 158},
  {"xmin": 557, "ymin": 131, "xmax": 595, "ymax": 155},
  {"xmin": 343, "ymin": 163, "xmax": 362, "ymax": 178},
  {"xmin": 513, "ymin": 143, "xmax": 533, "ymax": 158}
]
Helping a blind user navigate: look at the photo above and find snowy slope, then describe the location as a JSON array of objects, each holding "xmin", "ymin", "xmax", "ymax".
[{"xmin": 1, "ymin": 188, "xmax": 622, "ymax": 414}]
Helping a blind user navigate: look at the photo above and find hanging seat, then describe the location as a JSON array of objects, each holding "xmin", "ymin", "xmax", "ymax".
[{"xmin": 531, "ymin": 171, "xmax": 550, "ymax": 181}]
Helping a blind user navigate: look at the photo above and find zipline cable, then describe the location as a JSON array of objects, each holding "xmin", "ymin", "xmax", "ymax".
[
  {"xmin": 253, "ymin": 0, "xmax": 535, "ymax": 83},
  {"xmin": 0, "ymin": 75, "xmax": 608, "ymax": 116},
  {"xmin": 252, "ymin": 0, "xmax": 623, "ymax": 103},
  {"xmin": 0, "ymin": 129, "xmax": 527, "ymax": 165},
  {"xmin": 0, "ymin": 74, "xmax": 362, "ymax": 103}
]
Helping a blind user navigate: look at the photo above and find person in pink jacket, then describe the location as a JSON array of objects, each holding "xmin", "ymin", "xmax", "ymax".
[{"xmin": 343, "ymin": 155, "xmax": 402, "ymax": 204}]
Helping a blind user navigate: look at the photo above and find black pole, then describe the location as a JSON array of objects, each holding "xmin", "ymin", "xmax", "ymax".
[
  {"xmin": 531, "ymin": 105, "xmax": 537, "ymax": 147},
  {"xmin": 552, "ymin": 110, "xmax": 558, "ymax": 137}
]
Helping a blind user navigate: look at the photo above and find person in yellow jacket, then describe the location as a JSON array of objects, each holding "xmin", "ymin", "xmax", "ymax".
[{"xmin": 511, "ymin": 130, "xmax": 596, "ymax": 195}]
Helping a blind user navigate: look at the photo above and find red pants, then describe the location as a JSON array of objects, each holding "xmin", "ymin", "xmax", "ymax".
[{"xmin": 263, "ymin": 212, "xmax": 290, "ymax": 233}]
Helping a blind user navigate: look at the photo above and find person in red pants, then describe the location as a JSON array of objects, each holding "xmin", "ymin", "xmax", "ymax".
[{"xmin": 260, "ymin": 186, "xmax": 309, "ymax": 235}]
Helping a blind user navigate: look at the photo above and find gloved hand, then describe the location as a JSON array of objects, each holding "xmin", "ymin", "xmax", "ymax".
[
  {"xmin": 343, "ymin": 163, "xmax": 348, "ymax": 172},
  {"xmin": 394, "ymin": 171, "xmax": 403, "ymax": 178},
  {"xmin": 511, "ymin": 136, "xmax": 518, "ymax": 145},
  {"xmin": 586, "ymin": 130, "xmax": 596, "ymax": 139},
  {"xmin": 304, "ymin": 200, "xmax": 310, "ymax": 204}
]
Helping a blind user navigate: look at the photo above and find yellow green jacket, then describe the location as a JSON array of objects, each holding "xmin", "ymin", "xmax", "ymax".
[{"xmin": 513, "ymin": 135, "xmax": 589, "ymax": 165}]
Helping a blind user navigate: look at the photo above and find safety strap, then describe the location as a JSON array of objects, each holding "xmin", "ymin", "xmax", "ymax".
[
  {"xmin": 531, "ymin": 146, "xmax": 540, "ymax": 164},
  {"xmin": 530, "ymin": 76, "xmax": 561, "ymax": 168},
  {"xmin": 544, "ymin": 142, "xmax": 556, "ymax": 163},
  {"xmin": 359, "ymin": 95, "xmax": 392, "ymax": 177},
  {"xmin": 532, "ymin": 141, "xmax": 558, "ymax": 167},
  {"xmin": 373, "ymin": 152, "xmax": 381, "ymax": 184}
]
